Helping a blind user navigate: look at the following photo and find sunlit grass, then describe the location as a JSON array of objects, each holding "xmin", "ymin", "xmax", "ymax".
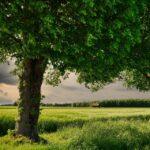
[
  {"xmin": 0, "ymin": 107, "xmax": 150, "ymax": 149},
  {"xmin": 0, "ymin": 121, "xmax": 150, "ymax": 150},
  {"xmin": 0, "ymin": 107, "xmax": 150, "ymax": 135}
]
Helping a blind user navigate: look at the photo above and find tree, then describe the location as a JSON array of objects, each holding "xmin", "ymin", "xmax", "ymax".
[
  {"xmin": 0, "ymin": 0, "xmax": 149, "ymax": 141},
  {"xmin": 121, "ymin": 3, "xmax": 150, "ymax": 91}
]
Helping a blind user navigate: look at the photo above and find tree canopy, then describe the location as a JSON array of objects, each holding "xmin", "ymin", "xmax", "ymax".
[
  {"xmin": 122, "ymin": 4, "xmax": 150, "ymax": 91},
  {"xmin": 0, "ymin": 0, "xmax": 149, "ymax": 90}
]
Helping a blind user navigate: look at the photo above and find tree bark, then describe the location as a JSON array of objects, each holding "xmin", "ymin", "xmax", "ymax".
[{"xmin": 15, "ymin": 58, "xmax": 46, "ymax": 142}]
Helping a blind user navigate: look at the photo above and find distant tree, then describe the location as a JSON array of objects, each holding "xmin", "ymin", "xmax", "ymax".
[
  {"xmin": 0, "ymin": 0, "xmax": 149, "ymax": 141},
  {"xmin": 13, "ymin": 101, "xmax": 18, "ymax": 106}
]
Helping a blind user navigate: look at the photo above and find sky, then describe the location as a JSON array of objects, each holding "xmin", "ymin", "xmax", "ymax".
[{"xmin": 0, "ymin": 61, "xmax": 150, "ymax": 104}]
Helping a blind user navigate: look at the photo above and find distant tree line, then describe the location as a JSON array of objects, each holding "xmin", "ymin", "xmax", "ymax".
[
  {"xmin": 40, "ymin": 99, "xmax": 150, "ymax": 107},
  {"xmin": 98, "ymin": 99, "xmax": 150, "ymax": 107},
  {"xmin": 41, "ymin": 99, "xmax": 150, "ymax": 107},
  {"xmin": 1, "ymin": 99, "xmax": 150, "ymax": 108}
]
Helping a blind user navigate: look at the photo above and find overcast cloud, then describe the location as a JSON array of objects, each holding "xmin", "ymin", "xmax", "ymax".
[
  {"xmin": 0, "ymin": 61, "xmax": 17, "ymax": 85},
  {"xmin": 0, "ymin": 62, "xmax": 150, "ymax": 104}
]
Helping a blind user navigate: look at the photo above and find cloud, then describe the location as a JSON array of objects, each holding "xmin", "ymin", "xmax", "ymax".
[
  {"xmin": 0, "ymin": 62, "xmax": 17, "ymax": 85},
  {"xmin": 0, "ymin": 84, "xmax": 19, "ymax": 102},
  {"xmin": 0, "ymin": 84, "xmax": 16, "ymax": 104},
  {"xmin": 0, "ymin": 96, "xmax": 13, "ymax": 105},
  {"xmin": 0, "ymin": 89, "xmax": 8, "ymax": 96},
  {"xmin": 0, "ymin": 62, "xmax": 150, "ymax": 104},
  {"xmin": 42, "ymin": 80, "xmax": 150, "ymax": 104}
]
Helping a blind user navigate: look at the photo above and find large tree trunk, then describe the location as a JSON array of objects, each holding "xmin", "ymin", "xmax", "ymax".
[{"xmin": 15, "ymin": 58, "xmax": 46, "ymax": 142}]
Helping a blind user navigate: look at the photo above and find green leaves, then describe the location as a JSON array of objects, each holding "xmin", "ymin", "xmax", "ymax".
[
  {"xmin": 121, "ymin": 70, "xmax": 150, "ymax": 91},
  {"xmin": 0, "ymin": 0, "xmax": 149, "ymax": 90},
  {"xmin": 82, "ymin": 0, "xmax": 94, "ymax": 8},
  {"xmin": 86, "ymin": 33, "xmax": 97, "ymax": 47}
]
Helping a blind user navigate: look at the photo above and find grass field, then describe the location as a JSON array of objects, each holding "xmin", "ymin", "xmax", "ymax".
[{"xmin": 0, "ymin": 107, "xmax": 150, "ymax": 149}]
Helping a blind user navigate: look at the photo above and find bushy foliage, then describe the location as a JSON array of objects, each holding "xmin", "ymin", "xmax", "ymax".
[
  {"xmin": 123, "ymin": 5, "xmax": 150, "ymax": 91},
  {"xmin": 0, "ymin": 0, "xmax": 149, "ymax": 89},
  {"xmin": 121, "ymin": 70, "xmax": 150, "ymax": 91}
]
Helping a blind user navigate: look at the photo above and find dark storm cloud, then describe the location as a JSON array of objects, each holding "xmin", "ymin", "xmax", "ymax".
[{"xmin": 0, "ymin": 62, "xmax": 17, "ymax": 85}]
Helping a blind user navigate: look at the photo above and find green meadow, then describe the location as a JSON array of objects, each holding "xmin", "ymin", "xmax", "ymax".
[{"xmin": 0, "ymin": 107, "xmax": 150, "ymax": 150}]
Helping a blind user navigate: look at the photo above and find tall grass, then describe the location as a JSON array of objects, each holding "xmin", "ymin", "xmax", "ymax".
[
  {"xmin": 70, "ymin": 121, "xmax": 150, "ymax": 150},
  {"xmin": 0, "ymin": 120, "xmax": 150, "ymax": 150},
  {"xmin": 0, "ymin": 116, "xmax": 15, "ymax": 136},
  {"xmin": 0, "ymin": 107, "xmax": 150, "ymax": 136}
]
